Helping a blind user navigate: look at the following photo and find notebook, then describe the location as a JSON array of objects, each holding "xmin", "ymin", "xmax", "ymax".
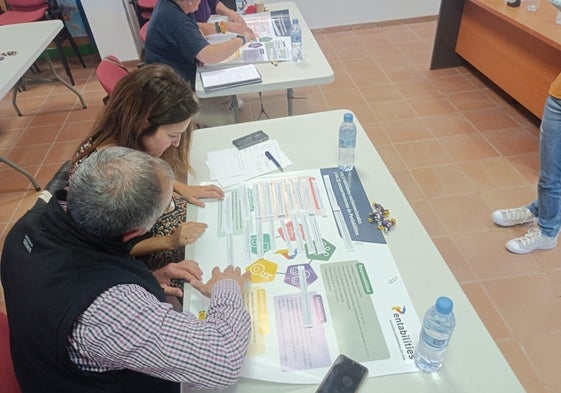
[{"xmin": 199, "ymin": 64, "xmax": 262, "ymax": 91}]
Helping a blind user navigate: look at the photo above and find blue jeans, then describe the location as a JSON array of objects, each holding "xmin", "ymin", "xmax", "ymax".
[{"xmin": 527, "ymin": 95, "xmax": 561, "ymax": 237}]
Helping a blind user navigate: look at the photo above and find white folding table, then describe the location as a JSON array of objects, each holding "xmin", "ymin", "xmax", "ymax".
[
  {"xmin": 0, "ymin": 20, "xmax": 87, "ymax": 190},
  {"xmin": 182, "ymin": 110, "xmax": 525, "ymax": 393},
  {"xmin": 195, "ymin": 1, "xmax": 334, "ymax": 122}
]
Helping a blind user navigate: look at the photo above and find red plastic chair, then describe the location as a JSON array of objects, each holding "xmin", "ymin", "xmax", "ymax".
[
  {"xmin": 0, "ymin": 0, "xmax": 47, "ymax": 23},
  {"xmin": 132, "ymin": 0, "xmax": 157, "ymax": 26},
  {"xmin": 0, "ymin": 312, "xmax": 22, "ymax": 393},
  {"xmin": 96, "ymin": 55, "xmax": 130, "ymax": 104},
  {"xmin": 139, "ymin": 20, "xmax": 149, "ymax": 42}
]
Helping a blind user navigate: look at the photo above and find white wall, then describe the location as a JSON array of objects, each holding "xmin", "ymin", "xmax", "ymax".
[
  {"xmin": 265, "ymin": 0, "xmax": 441, "ymax": 29},
  {"xmin": 81, "ymin": 0, "xmax": 143, "ymax": 61},
  {"xmin": 81, "ymin": 0, "xmax": 441, "ymax": 61}
]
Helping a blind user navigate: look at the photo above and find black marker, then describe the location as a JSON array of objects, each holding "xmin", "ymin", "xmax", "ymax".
[{"xmin": 265, "ymin": 151, "xmax": 283, "ymax": 172}]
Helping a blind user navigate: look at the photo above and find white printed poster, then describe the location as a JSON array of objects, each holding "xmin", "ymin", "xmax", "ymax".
[
  {"xmin": 205, "ymin": 9, "xmax": 293, "ymax": 64},
  {"xmin": 185, "ymin": 168, "xmax": 421, "ymax": 384}
]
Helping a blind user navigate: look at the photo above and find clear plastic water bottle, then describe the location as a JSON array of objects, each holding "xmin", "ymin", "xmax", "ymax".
[
  {"xmin": 414, "ymin": 296, "xmax": 456, "ymax": 372},
  {"xmin": 236, "ymin": 0, "xmax": 246, "ymax": 13},
  {"xmin": 338, "ymin": 113, "xmax": 357, "ymax": 172},
  {"xmin": 290, "ymin": 18, "xmax": 303, "ymax": 62}
]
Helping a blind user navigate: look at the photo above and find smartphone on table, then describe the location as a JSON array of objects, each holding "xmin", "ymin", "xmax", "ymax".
[
  {"xmin": 232, "ymin": 130, "xmax": 269, "ymax": 149},
  {"xmin": 315, "ymin": 354, "xmax": 368, "ymax": 393}
]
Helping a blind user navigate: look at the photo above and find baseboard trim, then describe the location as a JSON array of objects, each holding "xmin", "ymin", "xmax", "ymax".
[{"xmin": 312, "ymin": 15, "xmax": 438, "ymax": 34}]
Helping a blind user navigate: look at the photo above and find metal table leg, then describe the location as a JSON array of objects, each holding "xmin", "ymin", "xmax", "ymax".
[
  {"xmin": 231, "ymin": 94, "xmax": 240, "ymax": 123},
  {"xmin": 12, "ymin": 51, "xmax": 87, "ymax": 117},
  {"xmin": 0, "ymin": 156, "xmax": 41, "ymax": 191},
  {"xmin": 287, "ymin": 88, "xmax": 294, "ymax": 116}
]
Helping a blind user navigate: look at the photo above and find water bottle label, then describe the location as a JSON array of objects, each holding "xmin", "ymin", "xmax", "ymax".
[
  {"xmin": 420, "ymin": 330, "xmax": 449, "ymax": 348},
  {"xmin": 339, "ymin": 138, "xmax": 355, "ymax": 148}
]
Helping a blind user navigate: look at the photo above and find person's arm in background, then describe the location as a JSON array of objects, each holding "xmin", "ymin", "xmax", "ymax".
[
  {"xmin": 196, "ymin": 32, "xmax": 255, "ymax": 64},
  {"xmin": 216, "ymin": 0, "xmax": 246, "ymax": 23},
  {"xmin": 198, "ymin": 0, "xmax": 251, "ymax": 35},
  {"xmin": 220, "ymin": 0, "xmax": 238, "ymax": 12},
  {"xmin": 199, "ymin": 20, "xmax": 253, "ymax": 35}
]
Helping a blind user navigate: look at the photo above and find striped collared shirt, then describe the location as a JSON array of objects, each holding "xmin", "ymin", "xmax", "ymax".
[{"xmin": 67, "ymin": 280, "xmax": 251, "ymax": 389}]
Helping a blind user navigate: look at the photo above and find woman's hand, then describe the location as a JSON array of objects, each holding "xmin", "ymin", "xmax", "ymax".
[
  {"xmin": 175, "ymin": 181, "xmax": 225, "ymax": 207},
  {"xmin": 227, "ymin": 12, "xmax": 246, "ymax": 24},
  {"xmin": 226, "ymin": 22, "xmax": 256, "ymax": 40},
  {"xmin": 169, "ymin": 221, "xmax": 208, "ymax": 249}
]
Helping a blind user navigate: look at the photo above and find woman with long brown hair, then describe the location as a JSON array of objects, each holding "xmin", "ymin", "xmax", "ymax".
[{"xmin": 73, "ymin": 63, "xmax": 223, "ymax": 277}]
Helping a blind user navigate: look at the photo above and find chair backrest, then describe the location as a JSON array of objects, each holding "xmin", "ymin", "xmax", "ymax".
[
  {"xmin": 131, "ymin": 0, "xmax": 156, "ymax": 26},
  {"xmin": 137, "ymin": 0, "xmax": 157, "ymax": 8},
  {"xmin": 0, "ymin": 312, "xmax": 22, "ymax": 393},
  {"xmin": 139, "ymin": 20, "xmax": 149, "ymax": 42},
  {"xmin": 96, "ymin": 55, "xmax": 130, "ymax": 103},
  {"xmin": 6, "ymin": 0, "xmax": 47, "ymax": 11}
]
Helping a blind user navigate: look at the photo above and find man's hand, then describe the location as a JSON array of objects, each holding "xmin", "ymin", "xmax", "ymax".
[
  {"xmin": 190, "ymin": 266, "xmax": 250, "ymax": 298},
  {"xmin": 152, "ymin": 260, "xmax": 203, "ymax": 298},
  {"xmin": 168, "ymin": 221, "xmax": 208, "ymax": 249}
]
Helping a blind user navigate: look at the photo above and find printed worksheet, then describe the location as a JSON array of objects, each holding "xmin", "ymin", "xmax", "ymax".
[
  {"xmin": 205, "ymin": 9, "xmax": 293, "ymax": 65},
  {"xmin": 185, "ymin": 168, "xmax": 421, "ymax": 384}
]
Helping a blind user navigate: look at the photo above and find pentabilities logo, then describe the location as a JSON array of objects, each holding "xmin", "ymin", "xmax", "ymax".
[
  {"xmin": 391, "ymin": 305, "xmax": 414, "ymax": 359},
  {"xmin": 392, "ymin": 305, "xmax": 407, "ymax": 314}
]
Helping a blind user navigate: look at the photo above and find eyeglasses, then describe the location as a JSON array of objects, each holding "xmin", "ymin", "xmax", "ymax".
[{"xmin": 0, "ymin": 51, "xmax": 17, "ymax": 61}]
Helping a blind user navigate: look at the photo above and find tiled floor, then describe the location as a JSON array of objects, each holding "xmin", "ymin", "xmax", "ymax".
[{"xmin": 1, "ymin": 20, "xmax": 559, "ymax": 392}]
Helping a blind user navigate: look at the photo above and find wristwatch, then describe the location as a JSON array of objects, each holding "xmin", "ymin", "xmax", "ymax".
[
  {"xmin": 215, "ymin": 20, "xmax": 227, "ymax": 34},
  {"xmin": 236, "ymin": 34, "xmax": 246, "ymax": 45}
]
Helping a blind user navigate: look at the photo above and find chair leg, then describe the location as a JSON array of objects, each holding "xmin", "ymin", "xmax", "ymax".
[
  {"xmin": 53, "ymin": 36, "xmax": 75, "ymax": 85},
  {"xmin": 62, "ymin": 26, "xmax": 87, "ymax": 68},
  {"xmin": 47, "ymin": 5, "xmax": 87, "ymax": 69},
  {"xmin": 32, "ymin": 62, "xmax": 41, "ymax": 73}
]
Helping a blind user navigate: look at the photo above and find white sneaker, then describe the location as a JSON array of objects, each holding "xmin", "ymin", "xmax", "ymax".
[
  {"xmin": 506, "ymin": 227, "xmax": 557, "ymax": 254},
  {"xmin": 492, "ymin": 206, "xmax": 534, "ymax": 227}
]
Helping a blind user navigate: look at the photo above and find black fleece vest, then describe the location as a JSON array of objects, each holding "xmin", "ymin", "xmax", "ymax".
[{"xmin": 1, "ymin": 195, "xmax": 177, "ymax": 393}]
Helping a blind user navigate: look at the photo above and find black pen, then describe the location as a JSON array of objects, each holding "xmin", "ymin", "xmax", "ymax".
[{"xmin": 265, "ymin": 150, "xmax": 284, "ymax": 172}]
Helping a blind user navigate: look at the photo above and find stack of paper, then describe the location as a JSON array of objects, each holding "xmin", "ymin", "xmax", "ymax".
[
  {"xmin": 206, "ymin": 140, "xmax": 292, "ymax": 188},
  {"xmin": 199, "ymin": 64, "xmax": 262, "ymax": 91}
]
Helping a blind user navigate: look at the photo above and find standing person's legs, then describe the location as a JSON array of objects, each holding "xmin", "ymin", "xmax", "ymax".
[
  {"xmin": 502, "ymin": 95, "xmax": 561, "ymax": 253},
  {"xmin": 536, "ymin": 95, "xmax": 561, "ymax": 237}
]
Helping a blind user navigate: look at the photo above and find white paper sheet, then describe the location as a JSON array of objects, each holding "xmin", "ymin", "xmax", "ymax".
[{"xmin": 206, "ymin": 139, "xmax": 292, "ymax": 188}]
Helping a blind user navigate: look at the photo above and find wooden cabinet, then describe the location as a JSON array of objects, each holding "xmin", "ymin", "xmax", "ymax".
[
  {"xmin": 431, "ymin": 0, "xmax": 561, "ymax": 119},
  {"xmin": 456, "ymin": 0, "xmax": 561, "ymax": 118}
]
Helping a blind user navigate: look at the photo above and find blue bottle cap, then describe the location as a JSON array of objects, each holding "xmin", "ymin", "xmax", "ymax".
[
  {"xmin": 292, "ymin": 18, "xmax": 299, "ymax": 24},
  {"xmin": 435, "ymin": 296, "xmax": 453, "ymax": 314},
  {"xmin": 344, "ymin": 113, "xmax": 353, "ymax": 122}
]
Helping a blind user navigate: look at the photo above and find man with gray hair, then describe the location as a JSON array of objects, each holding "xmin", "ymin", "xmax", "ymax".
[{"xmin": 1, "ymin": 147, "xmax": 251, "ymax": 393}]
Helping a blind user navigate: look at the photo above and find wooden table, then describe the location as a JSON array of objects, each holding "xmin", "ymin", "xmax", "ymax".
[{"xmin": 431, "ymin": 0, "xmax": 561, "ymax": 119}]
